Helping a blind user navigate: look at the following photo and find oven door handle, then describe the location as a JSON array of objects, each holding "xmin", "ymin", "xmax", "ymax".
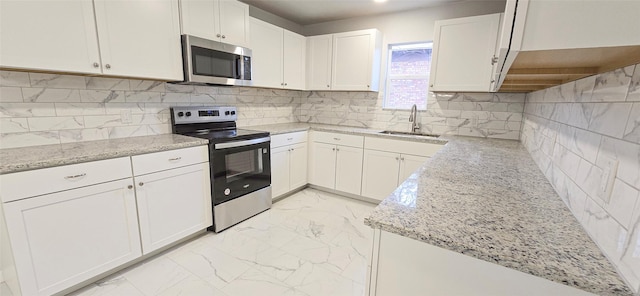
[{"xmin": 214, "ymin": 136, "xmax": 270, "ymax": 150}]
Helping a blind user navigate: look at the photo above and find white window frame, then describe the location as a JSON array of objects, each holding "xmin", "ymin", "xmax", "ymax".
[{"xmin": 383, "ymin": 42, "xmax": 433, "ymax": 111}]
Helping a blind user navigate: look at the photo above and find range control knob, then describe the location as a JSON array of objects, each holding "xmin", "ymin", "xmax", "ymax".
[
  {"xmin": 177, "ymin": 112, "xmax": 184, "ymax": 117},
  {"xmin": 225, "ymin": 111, "xmax": 230, "ymax": 116},
  {"xmin": 185, "ymin": 112, "xmax": 192, "ymax": 117},
  {"xmin": 231, "ymin": 111, "xmax": 236, "ymax": 115}
]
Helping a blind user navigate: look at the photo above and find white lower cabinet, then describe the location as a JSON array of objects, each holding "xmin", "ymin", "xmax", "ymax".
[
  {"xmin": 271, "ymin": 131, "xmax": 309, "ymax": 199},
  {"xmin": 361, "ymin": 137, "xmax": 443, "ymax": 201},
  {"xmin": 309, "ymin": 132, "xmax": 364, "ymax": 196},
  {"xmin": 0, "ymin": 145, "xmax": 211, "ymax": 295},
  {"xmin": 361, "ymin": 150, "xmax": 428, "ymax": 201},
  {"xmin": 2, "ymin": 178, "xmax": 141, "ymax": 296},
  {"xmin": 368, "ymin": 230, "xmax": 593, "ymax": 295},
  {"xmin": 134, "ymin": 163, "xmax": 212, "ymax": 254}
]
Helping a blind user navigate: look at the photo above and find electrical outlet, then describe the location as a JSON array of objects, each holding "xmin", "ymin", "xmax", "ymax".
[
  {"xmin": 120, "ymin": 110, "xmax": 132, "ymax": 124},
  {"xmin": 599, "ymin": 158, "xmax": 618, "ymax": 203}
]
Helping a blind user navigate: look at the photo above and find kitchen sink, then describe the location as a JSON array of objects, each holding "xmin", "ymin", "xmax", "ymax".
[{"xmin": 378, "ymin": 130, "xmax": 440, "ymax": 138}]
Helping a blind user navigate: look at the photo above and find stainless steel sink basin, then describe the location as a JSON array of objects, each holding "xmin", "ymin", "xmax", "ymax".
[{"xmin": 379, "ymin": 130, "xmax": 440, "ymax": 138}]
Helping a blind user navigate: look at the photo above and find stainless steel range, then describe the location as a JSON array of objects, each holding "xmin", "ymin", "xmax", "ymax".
[{"xmin": 171, "ymin": 106, "xmax": 271, "ymax": 232}]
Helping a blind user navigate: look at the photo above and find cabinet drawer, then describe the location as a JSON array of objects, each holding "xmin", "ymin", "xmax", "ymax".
[
  {"xmin": 271, "ymin": 131, "xmax": 308, "ymax": 148},
  {"xmin": 312, "ymin": 131, "xmax": 364, "ymax": 148},
  {"xmin": 0, "ymin": 157, "xmax": 131, "ymax": 203},
  {"xmin": 131, "ymin": 145, "xmax": 208, "ymax": 176},
  {"xmin": 365, "ymin": 137, "xmax": 444, "ymax": 157}
]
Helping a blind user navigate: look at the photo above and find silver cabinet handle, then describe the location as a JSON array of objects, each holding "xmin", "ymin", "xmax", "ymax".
[
  {"xmin": 217, "ymin": 34, "xmax": 221, "ymax": 38},
  {"xmin": 287, "ymin": 138, "xmax": 293, "ymax": 141},
  {"xmin": 105, "ymin": 64, "xmax": 111, "ymax": 69},
  {"xmin": 430, "ymin": 84, "xmax": 434, "ymax": 87},
  {"xmin": 93, "ymin": 62, "xmax": 99, "ymax": 68},
  {"xmin": 327, "ymin": 85, "xmax": 330, "ymax": 88},
  {"xmin": 284, "ymin": 83, "xmax": 288, "ymax": 86},
  {"xmin": 367, "ymin": 85, "xmax": 370, "ymax": 88},
  {"xmin": 127, "ymin": 185, "xmax": 133, "ymax": 189},
  {"xmin": 491, "ymin": 56, "xmax": 498, "ymax": 65},
  {"xmin": 401, "ymin": 157, "xmax": 405, "ymax": 161},
  {"xmin": 139, "ymin": 182, "xmax": 144, "ymax": 186},
  {"xmin": 168, "ymin": 157, "xmax": 182, "ymax": 161},
  {"xmin": 333, "ymin": 137, "xmax": 340, "ymax": 141},
  {"xmin": 64, "ymin": 173, "xmax": 86, "ymax": 180},
  {"xmin": 336, "ymin": 148, "xmax": 339, "ymax": 152},
  {"xmin": 222, "ymin": 35, "xmax": 226, "ymax": 39},
  {"xmin": 332, "ymin": 148, "xmax": 336, "ymax": 151}
]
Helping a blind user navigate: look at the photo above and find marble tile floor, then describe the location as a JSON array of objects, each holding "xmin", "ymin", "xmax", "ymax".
[{"xmin": 1, "ymin": 188, "xmax": 376, "ymax": 296}]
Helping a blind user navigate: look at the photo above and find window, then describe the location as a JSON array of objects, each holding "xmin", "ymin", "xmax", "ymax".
[{"xmin": 383, "ymin": 42, "xmax": 433, "ymax": 110}]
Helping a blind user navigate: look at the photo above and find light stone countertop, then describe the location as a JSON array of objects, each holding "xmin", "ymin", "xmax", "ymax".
[
  {"xmin": 246, "ymin": 122, "xmax": 447, "ymax": 145},
  {"xmin": 0, "ymin": 134, "xmax": 208, "ymax": 174},
  {"xmin": 247, "ymin": 122, "xmax": 633, "ymax": 296}
]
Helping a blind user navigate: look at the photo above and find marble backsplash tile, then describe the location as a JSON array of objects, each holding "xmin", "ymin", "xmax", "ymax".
[
  {"xmin": 298, "ymin": 91, "xmax": 526, "ymax": 140},
  {"xmin": 0, "ymin": 71, "xmax": 302, "ymax": 149},
  {"xmin": 522, "ymin": 63, "xmax": 640, "ymax": 293}
]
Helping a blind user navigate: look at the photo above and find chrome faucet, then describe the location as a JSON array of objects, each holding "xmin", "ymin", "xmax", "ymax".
[{"xmin": 409, "ymin": 104, "xmax": 420, "ymax": 133}]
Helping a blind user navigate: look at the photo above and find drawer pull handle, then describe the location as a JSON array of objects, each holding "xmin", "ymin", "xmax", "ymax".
[
  {"xmin": 139, "ymin": 182, "xmax": 144, "ymax": 186},
  {"xmin": 168, "ymin": 157, "xmax": 182, "ymax": 161},
  {"xmin": 287, "ymin": 138, "xmax": 293, "ymax": 140},
  {"xmin": 334, "ymin": 137, "xmax": 340, "ymax": 141},
  {"xmin": 127, "ymin": 185, "xmax": 133, "ymax": 190},
  {"xmin": 64, "ymin": 173, "xmax": 86, "ymax": 180}
]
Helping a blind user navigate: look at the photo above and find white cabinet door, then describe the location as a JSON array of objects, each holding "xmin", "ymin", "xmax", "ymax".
[
  {"xmin": 218, "ymin": 0, "xmax": 250, "ymax": 47},
  {"xmin": 429, "ymin": 13, "xmax": 501, "ymax": 92},
  {"xmin": 289, "ymin": 142, "xmax": 308, "ymax": 189},
  {"xmin": 398, "ymin": 154, "xmax": 428, "ymax": 183},
  {"xmin": 180, "ymin": 0, "xmax": 217, "ymax": 40},
  {"xmin": 0, "ymin": 1, "xmax": 101, "ymax": 74},
  {"xmin": 134, "ymin": 163, "xmax": 212, "ymax": 254},
  {"xmin": 250, "ymin": 18, "xmax": 284, "ymax": 88},
  {"xmin": 309, "ymin": 142, "xmax": 337, "ymax": 189},
  {"xmin": 94, "ymin": 0, "xmax": 183, "ymax": 80},
  {"xmin": 306, "ymin": 34, "xmax": 333, "ymax": 90},
  {"xmin": 283, "ymin": 30, "xmax": 306, "ymax": 90},
  {"xmin": 3, "ymin": 179, "xmax": 141, "ymax": 296},
  {"xmin": 332, "ymin": 29, "xmax": 381, "ymax": 91},
  {"xmin": 271, "ymin": 146, "xmax": 291, "ymax": 199},
  {"xmin": 361, "ymin": 150, "xmax": 400, "ymax": 201},
  {"xmin": 335, "ymin": 145, "xmax": 364, "ymax": 195}
]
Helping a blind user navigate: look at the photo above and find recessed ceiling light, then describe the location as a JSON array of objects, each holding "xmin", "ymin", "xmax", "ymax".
[{"xmin": 374, "ymin": 0, "xmax": 387, "ymax": 3}]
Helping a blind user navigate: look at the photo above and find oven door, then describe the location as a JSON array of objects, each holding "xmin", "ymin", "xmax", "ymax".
[{"xmin": 211, "ymin": 137, "xmax": 271, "ymax": 205}]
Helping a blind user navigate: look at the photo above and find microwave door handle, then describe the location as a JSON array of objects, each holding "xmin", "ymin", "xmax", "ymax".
[{"xmin": 235, "ymin": 56, "xmax": 241, "ymax": 79}]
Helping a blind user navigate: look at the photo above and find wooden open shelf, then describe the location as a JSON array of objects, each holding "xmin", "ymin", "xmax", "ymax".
[{"xmin": 498, "ymin": 45, "xmax": 640, "ymax": 92}]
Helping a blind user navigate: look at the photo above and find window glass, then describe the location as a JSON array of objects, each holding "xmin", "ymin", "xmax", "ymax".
[{"xmin": 383, "ymin": 42, "xmax": 433, "ymax": 110}]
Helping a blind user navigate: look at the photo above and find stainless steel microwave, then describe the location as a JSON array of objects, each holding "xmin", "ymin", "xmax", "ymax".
[{"xmin": 181, "ymin": 35, "xmax": 252, "ymax": 86}]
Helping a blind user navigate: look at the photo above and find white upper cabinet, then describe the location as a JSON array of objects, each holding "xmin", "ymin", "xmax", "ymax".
[
  {"xmin": 495, "ymin": 0, "xmax": 640, "ymax": 92},
  {"xmin": 94, "ymin": 0, "xmax": 183, "ymax": 81},
  {"xmin": 429, "ymin": 13, "xmax": 502, "ymax": 92},
  {"xmin": 1, "ymin": 0, "xmax": 183, "ymax": 81},
  {"xmin": 307, "ymin": 29, "xmax": 382, "ymax": 91},
  {"xmin": 332, "ymin": 29, "xmax": 382, "ymax": 91},
  {"xmin": 180, "ymin": 0, "xmax": 250, "ymax": 47},
  {"xmin": 283, "ymin": 30, "xmax": 307, "ymax": 90},
  {"xmin": 0, "ymin": 1, "xmax": 102, "ymax": 74},
  {"xmin": 250, "ymin": 17, "xmax": 284, "ymax": 89},
  {"xmin": 306, "ymin": 34, "xmax": 333, "ymax": 90},
  {"xmin": 249, "ymin": 17, "xmax": 306, "ymax": 90}
]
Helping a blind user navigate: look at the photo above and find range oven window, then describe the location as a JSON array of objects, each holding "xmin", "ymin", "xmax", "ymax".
[
  {"xmin": 225, "ymin": 149, "xmax": 263, "ymax": 183},
  {"xmin": 192, "ymin": 46, "xmax": 238, "ymax": 79}
]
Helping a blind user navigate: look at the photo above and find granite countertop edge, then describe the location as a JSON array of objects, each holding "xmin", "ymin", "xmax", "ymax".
[{"xmin": 0, "ymin": 134, "xmax": 209, "ymax": 174}]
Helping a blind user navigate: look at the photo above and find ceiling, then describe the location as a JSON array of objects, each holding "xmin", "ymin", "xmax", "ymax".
[{"xmin": 239, "ymin": 0, "xmax": 466, "ymax": 25}]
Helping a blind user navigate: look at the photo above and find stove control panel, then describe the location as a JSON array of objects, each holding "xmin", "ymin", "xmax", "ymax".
[{"xmin": 171, "ymin": 106, "xmax": 237, "ymax": 124}]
